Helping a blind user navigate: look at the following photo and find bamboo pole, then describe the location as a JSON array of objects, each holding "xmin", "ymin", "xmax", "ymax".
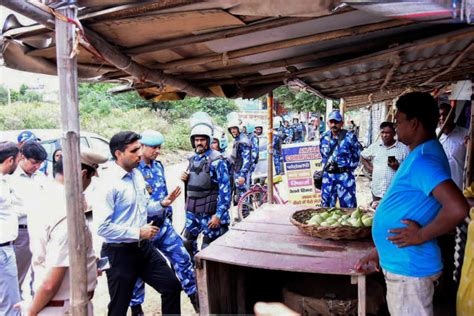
[
  {"xmin": 267, "ymin": 92, "xmax": 274, "ymax": 204},
  {"xmin": 437, "ymin": 100, "xmax": 457, "ymax": 139},
  {"xmin": 464, "ymin": 101, "xmax": 474, "ymax": 189},
  {"xmin": 54, "ymin": 2, "xmax": 88, "ymax": 315}
]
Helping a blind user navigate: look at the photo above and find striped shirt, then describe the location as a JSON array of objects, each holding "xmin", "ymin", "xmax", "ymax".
[{"xmin": 361, "ymin": 140, "xmax": 409, "ymax": 198}]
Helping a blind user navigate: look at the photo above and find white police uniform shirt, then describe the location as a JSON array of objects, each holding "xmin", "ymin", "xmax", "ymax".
[
  {"xmin": 0, "ymin": 174, "xmax": 19, "ymax": 243},
  {"xmin": 9, "ymin": 166, "xmax": 48, "ymax": 225},
  {"xmin": 439, "ymin": 126, "xmax": 468, "ymax": 189},
  {"xmin": 28, "ymin": 182, "xmax": 97, "ymax": 303}
]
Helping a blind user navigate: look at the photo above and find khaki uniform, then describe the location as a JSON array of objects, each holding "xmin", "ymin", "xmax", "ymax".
[{"xmin": 29, "ymin": 183, "xmax": 97, "ymax": 315}]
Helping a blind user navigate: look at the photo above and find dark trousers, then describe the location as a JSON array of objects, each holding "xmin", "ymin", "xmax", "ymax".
[{"xmin": 101, "ymin": 240, "xmax": 181, "ymax": 315}]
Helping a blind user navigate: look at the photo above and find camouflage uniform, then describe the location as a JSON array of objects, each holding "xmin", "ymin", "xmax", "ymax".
[
  {"xmin": 183, "ymin": 149, "xmax": 232, "ymax": 256},
  {"xmin": 319, "ymin": 130, "xmax": 361, "ymax": 207},
  {"xmin": 130, "ymin": 160, "xmax": 196, "ymax": 307}
]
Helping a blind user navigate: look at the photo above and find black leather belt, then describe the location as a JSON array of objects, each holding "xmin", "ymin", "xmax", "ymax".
[
  {"xmin": 18, "ymin": 224, "xmax": 28, "ymax": 229},
  {"xmin": 0, "ymin": 241, "xmax": 13, "ymax": 247},
  {"xmin": 327, "ymin": 167, "xmax": 350, "ymax": 174},
  {"xmin": 106, "ymin": 240, "xmax": 147, "ymax": 248}
]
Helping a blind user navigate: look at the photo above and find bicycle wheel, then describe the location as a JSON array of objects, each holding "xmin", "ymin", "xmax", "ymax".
[{"xmin": 236, "ymin": 187, "xmax": 267, "ymax": 221}]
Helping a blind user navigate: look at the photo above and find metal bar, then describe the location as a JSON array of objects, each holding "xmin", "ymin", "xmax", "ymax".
[
  {"xmin": 54, "ymin": 2, "xmax": 88, "ymax": 315},
  {"xmin": 267, "ymin": 92, "xmax": 274, "ymax": 204}
]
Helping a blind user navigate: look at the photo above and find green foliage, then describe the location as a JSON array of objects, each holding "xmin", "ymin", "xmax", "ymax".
[
  {"xmin": 161, "ymin": 97, "xmax": 238, "ymax": 125},
  {"xmin": 78, "ymin": 83, "xmax": 149, "ymax": 114},
  {"xmin": 274, "ymin": 86, "xmax": 326, "ymax": 113},
  {"xmin": 0, "ymin": 84, "xmax": 44, "ymax": 104},
  {"xmin": 0, "ymin": 102, "xmax": 60, "ymax": 130},
  {"xmin": 0, "ymin": 84, "xmax": 239, "ymax": 152},
  {"xmin": 0, "ymin": 85, "xmax": 9, "ymax": 105}
]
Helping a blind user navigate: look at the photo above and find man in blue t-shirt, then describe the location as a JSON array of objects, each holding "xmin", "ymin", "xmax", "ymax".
[{"xmin": 355, "ymin": 92, "xmax": 469, "ymax": 316}]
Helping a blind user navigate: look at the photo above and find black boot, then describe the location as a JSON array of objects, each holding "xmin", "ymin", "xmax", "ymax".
[
  {"xmin": 189, "ymin": 292, "xmax": 199, "ymax": 313},
  {"xmin": 131, "ymin": 304, "xmax": 144, "ymax": 316}
]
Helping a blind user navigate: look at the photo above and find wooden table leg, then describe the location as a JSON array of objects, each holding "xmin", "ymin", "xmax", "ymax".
[
  {"xmin": 351, "ymin": 275, "xmax": 366, "ymax": 316},
  {"xmin": 196, "ymin": 260, "xmax": 209, "ymax": 315}
]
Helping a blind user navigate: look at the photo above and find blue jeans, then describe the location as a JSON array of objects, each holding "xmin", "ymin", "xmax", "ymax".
[
  {"xmin": 0, "ymin": 245, "xmax": 21, "ymax": 316},
  {"xmin": 130, "ymin": 218, "xmax": 196, "ymax": 306}
]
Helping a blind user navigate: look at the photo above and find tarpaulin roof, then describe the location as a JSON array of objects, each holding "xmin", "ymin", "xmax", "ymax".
[{"xmin": 2, "ymin": 0, "xmax": 473, "ymax": 104}]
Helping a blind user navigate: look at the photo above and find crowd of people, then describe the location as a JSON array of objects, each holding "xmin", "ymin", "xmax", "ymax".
[{"xmin": 0, "ymin": 92, "xmax": 471, "ymax": 316}]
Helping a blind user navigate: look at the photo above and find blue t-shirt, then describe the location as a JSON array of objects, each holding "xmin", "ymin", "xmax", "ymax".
[{"xmin": 372, "ymin": 139, "xmax": 451, "ymax": 277}]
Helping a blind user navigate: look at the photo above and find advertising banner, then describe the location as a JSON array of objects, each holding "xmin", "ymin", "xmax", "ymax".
[{"xmin": 282, "ymin": 142, "xmax": 322, "ymax": 206}]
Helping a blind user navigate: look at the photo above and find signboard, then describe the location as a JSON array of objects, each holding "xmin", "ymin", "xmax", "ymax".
[{"xmin": 282, "ymin": 142, "xmax": 322, "ymax": 206}]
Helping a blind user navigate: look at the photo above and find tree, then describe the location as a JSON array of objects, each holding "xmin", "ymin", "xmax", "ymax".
[
  {"xmin": 273, "ymin": 86, "xmax": 326, "ymax": 113},
  {"xmin": 78, "ymin": 83, "xmax": 149, "ymax": 114},
  {"xmin": 162, "ymin": 97, "xmax": 238, "ymax": 124}
]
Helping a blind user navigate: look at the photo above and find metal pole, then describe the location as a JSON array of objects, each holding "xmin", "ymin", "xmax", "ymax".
[
  {"xmin": 55, "ymin": 2, "xmax": 88, "ymax": 314},
  {"xmin": 267, "ymin": 92, "xmax": 274, "ymax": 204}
]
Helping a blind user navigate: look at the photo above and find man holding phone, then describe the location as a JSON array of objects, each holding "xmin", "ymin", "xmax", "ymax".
[
  {"xmin": 361, "ymin": 122, "xmax": 409, "ymax": 202},
  {"xmin": 95, "ymin": 132, "xmax": 182, "ymax": 315}
]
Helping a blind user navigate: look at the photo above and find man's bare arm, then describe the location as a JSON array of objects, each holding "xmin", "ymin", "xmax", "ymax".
[{"xmin": 29, "ymin": 267, "xmax": 67, "ymax": 315}]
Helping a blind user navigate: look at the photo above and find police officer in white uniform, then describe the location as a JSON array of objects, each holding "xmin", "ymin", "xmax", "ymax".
[
  {"xmin": 24, "ymin": 150, "xmax": 107, "ymax": 315},
  {"xmin": 0, "ymin": 141, "xmax": 22, "ymax": 316}
]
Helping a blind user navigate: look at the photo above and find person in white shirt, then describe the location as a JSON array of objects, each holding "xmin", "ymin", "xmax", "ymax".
[
  {"xmin": 9, "ymin": 142, "xmax": 48, "ymax": 294},
  {"xmin": 361, "ymin": 122, "xmax": 409, "ymax": 201},
  {"xmin": 0, "ymin": 141, "xmax": 22, "ymax": 316},
  {"xmin": 438, "ymin": 103, "xmax": 469, "ymax": 190},
  {"xmin": 23, "ymin": 150, "xmax": 107, "ymax": 315}
]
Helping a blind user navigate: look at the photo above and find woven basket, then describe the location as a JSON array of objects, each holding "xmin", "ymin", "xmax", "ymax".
[{"xmin": 290, "ymin": 208, "xmax": 373, "ymax": 240}]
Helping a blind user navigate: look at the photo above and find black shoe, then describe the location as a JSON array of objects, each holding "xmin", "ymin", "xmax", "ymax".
[
  {"xmin": 189, "ymin": 292, "xmax": 199, "ymax": 313},
  {"xmin": 131, "ymin": 304, "xmax": 144, "ymax": 316}
]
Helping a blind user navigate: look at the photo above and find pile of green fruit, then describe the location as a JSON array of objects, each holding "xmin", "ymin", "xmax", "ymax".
[{"xmin": 306, "ymin": 208, "xmax": 373, "ymax": 228}]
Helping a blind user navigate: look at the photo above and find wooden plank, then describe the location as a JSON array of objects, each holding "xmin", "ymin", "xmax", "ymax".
[
  {"xmin": 213, "ymin": 231, "xmax": 368, "ymax": 259},
  {"xmin": 195, "ymin": 259, "xmax": 209, "ymax": 315},
  {"xmin": 219, "ymin": 229, "xmax": 373, "ymax": 252},
  {"xmin": 196, "ymin": 244, "xmax": 370, "ymax": 275},
  {"xmin": 357, "ymin": 275, "xmax": 366, "ymax": 316},
  {"xmin": 232, "ymin": 221, "xmax": 304, "ymax": 236}
]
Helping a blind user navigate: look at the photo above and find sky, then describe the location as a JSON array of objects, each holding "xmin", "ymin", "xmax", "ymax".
[{"xmin": 1, "ymin": 7, "xmax": 59, "ymax": 91}]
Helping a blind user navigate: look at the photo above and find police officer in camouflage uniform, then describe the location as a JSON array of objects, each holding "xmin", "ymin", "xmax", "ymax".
[
  {"xmin": 282, "ymin": 118, "xmax": 294, "ymax": 144},
  {"xmin": 272, "ymin": 117, "xmax": 284, "ymax": 175},
  {"xmin": 292, "ymin": 116, "xmax": 305, "ymax": 143},
  {"xmin": 181, "ymin": 115, "xmax": 232, "ymax": 258},
  {"xmin": 245, "ymin": 121, "xmax": 260, "ymax": 182},
  {"xmin": 227, "ymin": 119, "xmax": 252, "ymax": 217},
  {"xmin": 129, "ymin": 130, "xmax": 198, "ymax": 315},
  {"xmin": 320, "ymin": 111, "xmax": 362, "ymax": 207}
]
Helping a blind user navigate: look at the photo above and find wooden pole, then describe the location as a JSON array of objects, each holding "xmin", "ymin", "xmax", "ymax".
[
  {"xmin": 267, "ymin": 92, "xmax": 274, "ymax": 204},
  {"xmin": 55, "ymin": 2, "xmax": 89, "ymax": 315},
  {"xmin": 437, "ymin": 100, "xmax": 457, "ymax": 139},
  {"xmin": 464, "ymin": 101, "xmax": 474, "ymax": 189}
]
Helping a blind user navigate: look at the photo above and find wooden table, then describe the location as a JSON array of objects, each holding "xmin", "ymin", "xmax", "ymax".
[{"xmin": 195, "ymin": 204, "xmax": 375, "ymax": 315}]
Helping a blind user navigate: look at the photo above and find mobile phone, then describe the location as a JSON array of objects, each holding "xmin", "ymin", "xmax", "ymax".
[
  {"xmin": 388, "ymin": 156, "xmax": 396, "ymax": 163},
  {"xmin": 97, "ymin": 257, "xmax": 110, "ymax": 271}
]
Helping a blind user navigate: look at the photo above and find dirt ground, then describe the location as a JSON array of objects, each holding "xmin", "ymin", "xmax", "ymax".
[{"xmin": 88, "ymin": 155, "xmax": 373, "ymax": 315}]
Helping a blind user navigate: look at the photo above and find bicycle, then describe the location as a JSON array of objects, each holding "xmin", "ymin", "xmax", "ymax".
[{"xmin": 236, "ymin": 175, "xmax": 288, "ymax": 222}]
